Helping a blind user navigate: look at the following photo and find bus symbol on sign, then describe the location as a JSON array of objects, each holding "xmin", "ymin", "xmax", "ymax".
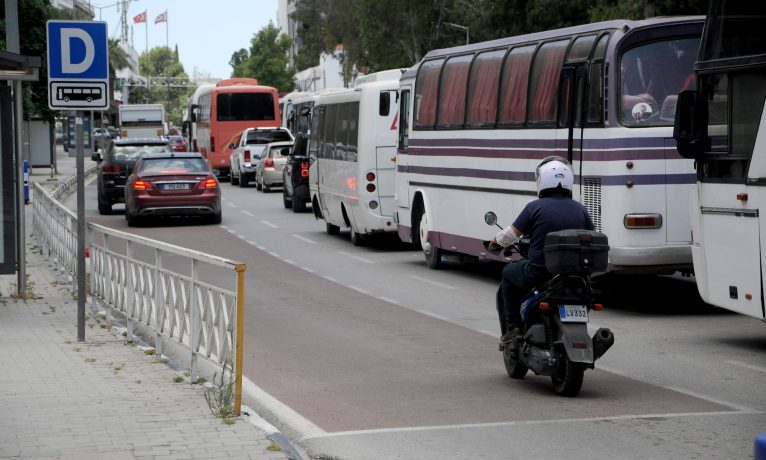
[{"xmin": 47, "ymin": 20, "xmax": 110, "ymax": 110}]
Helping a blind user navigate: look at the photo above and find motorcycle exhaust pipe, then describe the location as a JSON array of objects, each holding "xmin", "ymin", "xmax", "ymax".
[{"xmin": 592, "ymin": 328, "xmax": 614, "ymax": 360}]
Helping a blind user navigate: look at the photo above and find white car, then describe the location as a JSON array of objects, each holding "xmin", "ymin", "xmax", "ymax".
[
  {"xmin": 255, "ymin": 141, "xmax": 294, "ymax": 192},
  {"xmin": 229, "ymin": 127, "xmax": 293, "ymax": 188}
]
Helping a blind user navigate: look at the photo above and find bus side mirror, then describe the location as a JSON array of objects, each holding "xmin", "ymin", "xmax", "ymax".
[
  {"xmin": 673, "ymin": 90, "xmax": 702, "ymax": 159},
  {"xmin": 379, "ymin": 92, "xmax": 390, "ymax": 116}
]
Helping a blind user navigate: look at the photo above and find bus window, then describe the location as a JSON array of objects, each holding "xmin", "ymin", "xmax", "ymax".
[
  {"xmin": 499, "ymin": 45, "xmax": 535, "ymax": 124},
  {"xmin": 437, "ymin": 54, "xmax": 472, "ymax": 127},
  {"xmin": 414, "ymin": 59, "xmax": 444, "ymax": 129},
  {"xmin": 398, "ymin": 90, "xmax": 411, "ymax": 151},
  {"xmin": 619, "ymin": 37, "xmax": 699, "ymax": 127},
  {"xmin": 586, "ymin": 63, "xmax": 604, "ymax": 124},
  {"xmin": 529, "ymin": 39, "xmax": 569, "ymax": 123},
  {"xmin": 592, "ymin": 33, "xmax": 610, "ymax": 60},
  {"xmin": 323, "ymin": 104, "xmax": 337, "ymax": 160},
  {"xmin": 216, "ymin": 93, "xmax": 275, "ymax": 121},
  {"xmin": 336, "ymin": 103, "xmax": 349, "ymax": 161},
  {"xmin": 466, "ymin": 49, "xmax": 504, "ymax": 126},
  {"xmin": 348, "ymin": 102, "xmax": 359, "ymax": 162},
  {"xmin": 567, "ymin": 35, "xmax": 597, "ymax": 62},
  {"xmin": 308, "ymin": 106, "xmax": 324, "ymax": 163}
]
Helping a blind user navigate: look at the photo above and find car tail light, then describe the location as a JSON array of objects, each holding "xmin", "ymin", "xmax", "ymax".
[
  {"xmin": 301, "ymin": 161, "xmax": 309, "ymax": 177},
  {"xmin": 244, "ymin": 150, "xmax": 251, "ymax": 162},
  {"xmin": 211, "ymin": 136, "xmax": 215, "ymax": 153},
  {"xmin": 264, "ymin": 157, "xmax": 274, "ymax": 168},
  {"xmin": 132, "ymin": 180, "xmax": 152, "ymax": 190},
  {"xmin": 102, "ymin": 164, "xmax": 121, "ymax": 173},
  {"xmin": 200, "ymin": 177, "xmax": 218, "ymax": 189}
]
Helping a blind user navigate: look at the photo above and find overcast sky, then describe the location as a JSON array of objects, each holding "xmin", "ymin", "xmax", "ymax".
[{"xmin": 93, "ymin": 0, "xmax": 279, "ymax": 79}]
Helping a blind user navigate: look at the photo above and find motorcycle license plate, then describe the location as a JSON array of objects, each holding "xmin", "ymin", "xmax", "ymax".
[{"xmin": 559, "ymin": 305, "xmax": 588, "ymax": 323}]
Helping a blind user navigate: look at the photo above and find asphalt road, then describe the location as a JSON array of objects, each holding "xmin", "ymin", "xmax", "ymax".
[{"xmin": 78, "ymin": 176, "xmax": 766, "ymax": 460}]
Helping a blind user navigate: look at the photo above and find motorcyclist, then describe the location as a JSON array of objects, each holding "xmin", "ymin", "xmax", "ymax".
[{"xmin": 491, "ymin": 156, "xmax": 595, "ymax": 345}]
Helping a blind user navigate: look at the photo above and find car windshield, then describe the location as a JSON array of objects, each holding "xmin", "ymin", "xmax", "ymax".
[
  {"xmin": 245, "ymin": 130, "xmax": 291, "ymax": 144},
  {"xmin": 112, "ymin": 144, "xmax": 172, "ymax": 162},
  {"xmin": 139, "ymin": 157, "xmax": 208, "ymax": 175}
]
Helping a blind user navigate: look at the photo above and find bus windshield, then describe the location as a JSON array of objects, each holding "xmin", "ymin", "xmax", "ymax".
[
  {"xmin": 620, "ymin": 37, "xmax": 699, "ymax": 127},
  {"xmin": 216, "ymin": 93, "xmax": 276, "ymax": 122}
]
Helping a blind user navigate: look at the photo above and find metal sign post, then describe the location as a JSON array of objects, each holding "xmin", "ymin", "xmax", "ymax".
[{"xmin": 47, "ymin": 20, "xmax": 109, "ymax": 341}]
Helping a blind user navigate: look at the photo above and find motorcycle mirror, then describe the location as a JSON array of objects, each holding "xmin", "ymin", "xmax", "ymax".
[{"xmin": 484, "ymin": 211, "xmax": 497, "ymax": 227}]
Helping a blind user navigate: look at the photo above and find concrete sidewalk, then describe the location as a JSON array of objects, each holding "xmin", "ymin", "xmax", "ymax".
[{"xmin": 0, "ymin": 145, "xmax": 291, "ymax": 460}]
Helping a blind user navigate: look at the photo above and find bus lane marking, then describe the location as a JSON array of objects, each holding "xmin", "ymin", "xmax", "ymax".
[
  {"xmin": 261, "ymin": 220, "xmax": 279, "ymax": 229},
  {"xmin": 407, "ymin": 274, "xmax": 457, "ymax": 290},
  {"xmin": 241, "ymin": 210, "xmax": 254, "ymax": 217},
  {"xmin": 337, "ymin": 251, "xmax": 375, "ymax": 264}
]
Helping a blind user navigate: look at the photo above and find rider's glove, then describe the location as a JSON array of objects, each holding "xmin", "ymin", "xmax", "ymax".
[{"xmin": 496, "ymin": 225, "xmax": 520, "ymax": 247}]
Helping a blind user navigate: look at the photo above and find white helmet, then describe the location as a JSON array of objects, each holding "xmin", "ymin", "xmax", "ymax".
[{"xmin": 535, "ymin": 156, "xmax": 574, "ymax": 197}]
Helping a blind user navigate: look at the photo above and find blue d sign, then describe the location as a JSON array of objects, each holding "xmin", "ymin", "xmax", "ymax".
[{"xmin": 47, "ymin": 22, "xmax": 108, "ymax": 79}]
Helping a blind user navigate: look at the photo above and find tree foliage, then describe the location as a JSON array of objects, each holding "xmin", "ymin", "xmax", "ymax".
[
  {"xmin": 130, "ymin": 46, "xmax": 192, "ymax": 125},
  {"xmin": 229, "ymin": 23, "xmax": 296, "ymax": 93},
  {"xmin": 294, "ymin": 0, "xmax": 708, "ymax": 72}
]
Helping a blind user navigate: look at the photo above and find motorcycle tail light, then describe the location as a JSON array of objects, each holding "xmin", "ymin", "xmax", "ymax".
[
  {"xmin": 593, "ymin": 303, "xmax": 603, "ymax": 311},
  {"xmin": 539, "ymin": 302, "xmax": 550, "ymax": 312}
]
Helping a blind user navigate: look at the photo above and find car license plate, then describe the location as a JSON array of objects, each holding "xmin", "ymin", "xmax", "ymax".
[
  {"xmin": 164, "ymin": 183, "xmax": 190, "ymax": 190},
  {"xmin": 559, "ymin": 305, "xmax": 588, "ymax": 323}
]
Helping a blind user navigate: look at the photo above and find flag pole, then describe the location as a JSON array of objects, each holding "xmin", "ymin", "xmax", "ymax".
[{"xmin": 166, "ymin": 11, "xmax": 169, "ymax": 48}]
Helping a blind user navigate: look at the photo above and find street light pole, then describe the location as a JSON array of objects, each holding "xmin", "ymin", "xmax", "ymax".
[{"xmin": 444, "ymin": 22, "xmax": 469, "ymax": 45}]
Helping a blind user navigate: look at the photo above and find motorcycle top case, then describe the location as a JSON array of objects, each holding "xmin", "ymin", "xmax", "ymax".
[{"xmin": 543, "ymin": 229, "xmax": 609, "ymax": 274}]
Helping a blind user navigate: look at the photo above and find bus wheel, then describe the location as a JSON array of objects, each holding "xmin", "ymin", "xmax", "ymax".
[
  {"xmin": 419, "ymin": 211, "xmax": 442, "ymax": 269},
  {"xmin": 64, "ymin": 97, "xmax": 70, "ymax": 102},
  {"xmin": 326, "ymin": 222, "xmax": 340, "ymax": 235},
  {"xmin": 350, "ymin": 227, "xmax": 365, "ymax": 246}
]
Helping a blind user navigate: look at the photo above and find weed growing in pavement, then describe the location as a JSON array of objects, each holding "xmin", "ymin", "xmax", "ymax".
[
  {"xmin": 144, "ymin": 349, "xmax": 156, "ymax": 356},
  {"xmin": 267, "ymin": 442, "xmax": 282, "ymax": 452},
  {"xmin": 113, "ymin": 363, "xmax": 124, "ymax": 373},
  {"xmin": 204, "ymin": 353, "xmax": 237, "ymax": 424},
  {"xmin": 85, "ymin": 358, "xmax": 96, "ymax": 363},
  {"xmin": 173, "ymin": 375, "xmax": 184, "ymax": 383}
]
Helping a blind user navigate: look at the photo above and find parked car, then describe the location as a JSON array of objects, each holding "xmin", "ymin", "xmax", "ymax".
[
  {"xmin": 92, "ymin": 137, "xmax": 172, "ymax": 215},
  {"xmin": 124, "ymin": 151, "xmax": 222, "ymax": 226},
  {"xmin": 106, "ymin": 126, "xmax": 119, "ymax": 139},
  {"xmin": 255, "ymin": 141, "xmax": 293, "ymax": 192},
  {"xmin": 282, "ymin": 133, "xmax": 311, "ymax": 212},
  {"xmin": 168, "ymin": 135, "xmax": 188, "ymax": 152},
  {"xmin": 229, "ymin": 127, "xmax": 293, "ymax": 187}
]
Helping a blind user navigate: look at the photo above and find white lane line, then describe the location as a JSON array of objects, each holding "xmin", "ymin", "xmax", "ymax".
[
  {"xmin": 267, "ymin": 251, "xmax": 280, "ymax": 258},
  {"xmin": 337, "ymin": 251, "xmax": 375, "ymax": 264},
  {"xmin": 348, "ymin": 285, "xmax": 368, "ymax": 295},
  {"xmin": 220, "ymin": 225, "xmax": 229, "ymax": 230},
  {"xmin": 407, "ymin": 274, "xmax": 457, "ymax": 290},
  {"xmin": 241, "ymin": 210, "xmax": 254, "ymax": 217},
  {"xmin": 292, "ymin": 234, "xmax": 317, "ymax": 244},
  {"xmin": 237, "ymin": 234, "xmax": 247, "ymax": 240},
  {"xmin": 377, "ymin": 296, "xmax": 399, "ymax": 305},
  {"xmin": 284, "ymin": 259, "xmax": 295, "ymax": 265},
  {"xmin": 725, "ymin": 360, "xmax": 766, "ymax": 375},
  {"xmin": 480, "ymin": 330, "xmax": 497, "ymax": 337},
  {"xmin": 416, "ymin": 309, "xmax": 448, "ymax": 322},
  {"xmin": 303, "ymin": 267, "xmax": 315, "ymax": 274},
  {"xmin": 228, "ymin": 202, "xmax": 237, "ymax": 208},
  {"xmin": 261, "ymin": 220, "xmax": 279, "ymax": 229},
  {"xmin": 225, "ymin": 228, "xmax": 237, "ymax": 235},
  {"xmin": 322, "ymin": 275, "xmax": 337, "ymax": 283}
]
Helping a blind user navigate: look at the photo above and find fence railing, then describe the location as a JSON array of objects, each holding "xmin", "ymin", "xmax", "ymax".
[{"xmin": 31, "ymin": 179, "xmax": 245, "ymax": 414}]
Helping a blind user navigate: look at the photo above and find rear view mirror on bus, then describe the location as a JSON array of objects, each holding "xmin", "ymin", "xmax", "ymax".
[
  {"xmin": 673, "ymin": 90, "xmax": 702, "ymax": 159},
  {"xmin": 379, "ymin": 92, "xmax": 390, "ymax": 116}
]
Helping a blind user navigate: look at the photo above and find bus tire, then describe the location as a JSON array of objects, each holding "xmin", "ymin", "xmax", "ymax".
[
  {"xmin": 350, "ymin": 227, "xmax": 365, "ymax": 246},
  {"xmin": 419, "ymin": 211, "xmax": 442, "ymax": 269},
  {"xmin": 326, "ymin": 222, "xmax": 340, "ymax": 235}
]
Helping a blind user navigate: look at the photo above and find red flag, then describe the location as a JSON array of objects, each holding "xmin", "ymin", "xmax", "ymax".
[
  {"xmin": 133, "ymin": 11, "xmax": 146, "ymax": 23},
  {"xmin": 155, "ymin": 11, "xmax": 167, "ymax": 24}
]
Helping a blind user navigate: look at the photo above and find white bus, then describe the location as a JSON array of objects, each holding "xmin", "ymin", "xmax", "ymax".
[
  {"xmin": 308, "ymin": 69, "xmax": 405, "ymax": 245},
  {"xmin": 186, "ymin": 83, "xmax": 215, "ymax": 151},
  {"xmin": 395, "ymin": 17, "xmax": 703, "ymax": 270},
  {"xmin": 279, "ymin": 91, "xmax": 311, "ymax": 130},
  {"xmin": 674, "ymin": 1, "xmax": 766, "ymax": 319}
]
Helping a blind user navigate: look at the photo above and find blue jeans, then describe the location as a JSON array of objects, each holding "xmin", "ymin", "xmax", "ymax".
[{"xmin": 499, "ymin": 260, "xmax": 548, "ymax": 333}]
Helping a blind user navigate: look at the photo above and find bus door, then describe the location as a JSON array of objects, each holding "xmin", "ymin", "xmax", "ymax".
[
  {"xmin": 376, "ymin": 90, "xmax": 399, "ymax": 216},
  {"xmin": 395, "ymin": 87, "xmax": 412, "ymax": 210},
  {"xmin": 557, "ymin": 65, "xmax": 589, "ymax": 195}
]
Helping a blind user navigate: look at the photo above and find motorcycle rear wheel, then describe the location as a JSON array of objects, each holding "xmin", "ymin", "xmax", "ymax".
[
  {"xmin": 502, "ymin": 343, "xmax": 528, "ymax": 379},
  {"xmin": 551, "ymin": 354, "xmax": 585, "ymax": 397}
]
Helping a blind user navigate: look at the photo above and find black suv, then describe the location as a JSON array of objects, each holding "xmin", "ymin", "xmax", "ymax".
[
  {"xmin": 282, "ymin": 133, "xmax": 310, "ymax": 212},
  {"xmin": 92, "ymin": 137, "xmax": 172, "ymax": 214}
]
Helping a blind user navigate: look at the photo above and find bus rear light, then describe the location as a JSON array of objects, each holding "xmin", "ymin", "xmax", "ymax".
[
  {"xmin": 737, "ymin": 193, "xmax": 748, "ymax": 201},
  {"xmin": 366, "ymin": 172, "xmax": 376, "ymax": 182},
  {"xmin": 539, "ymin": 302, "xmax": 550, "ymax": 312},
  {"xmin": 264, "ymin": 157, "xmax": 274, "ymax": 168},
  {"xmin": 366, "ymin": 183, "xmax": 376, "ymax": 193},
  {"xmin": 132, "ymin": 180, "xmax": 151, "ymax": 190},
  {"xmin": 244, "ymin": 150, "xmax": 251, "ymax": 162},
  {"xmin": 369, "ymin": 200, "xmax": 378, "ymax": 210},
  {"xmin": 624, "ymin": 214, "xmax": 662, "ymax": 229}
]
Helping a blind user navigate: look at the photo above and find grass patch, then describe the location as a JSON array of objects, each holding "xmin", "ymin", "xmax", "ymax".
[
  {"xmin": 173, "ymin": 375, "xmax": 184, "ymax": 383},
  {"xmin": 266, "ymin": 442, "xmax": 282, "ymax": 452},
  {"xmin": 144, "ymin": 349, "xmax": 155, "ymax": 356},
  {"xmin": 85, "ymin": 358, "xmax": 96, "ymax": 363}
]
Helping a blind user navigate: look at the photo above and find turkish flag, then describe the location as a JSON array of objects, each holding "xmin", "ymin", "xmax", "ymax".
[
  {"xmin": 133, "ymin": 11, "xmax": 147, "ymax": 23},
  {"xmin": 155, "ymin": 11, "xmax": 167, "ymax": 24}
]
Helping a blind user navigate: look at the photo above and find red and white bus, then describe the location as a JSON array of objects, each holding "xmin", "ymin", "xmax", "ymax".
[{"xmin": 194, "ymin": 78, "xmax": 280, "ymax": 179}]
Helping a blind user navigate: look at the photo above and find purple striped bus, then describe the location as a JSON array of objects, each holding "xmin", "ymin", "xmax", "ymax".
[{"xmin": 394, "ymin": 16, "xmax": 704, "ymax": 272}]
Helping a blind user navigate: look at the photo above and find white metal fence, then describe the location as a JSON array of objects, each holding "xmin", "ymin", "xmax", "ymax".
[{"xmin": 31, "ymin": 178, "xmax": 245, "ymax": 412}]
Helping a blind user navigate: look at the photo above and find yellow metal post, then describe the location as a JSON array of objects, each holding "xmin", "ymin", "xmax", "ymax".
[{"xmin": 233, "ymin": 264, "xmax": 246, "ymax": 416}]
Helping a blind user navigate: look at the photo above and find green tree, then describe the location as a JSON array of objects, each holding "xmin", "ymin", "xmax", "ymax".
[
  {"xmin": 229, "ymin": 23, "xmax": 296, "ymax": 93},
  {"xmin": 130, "ymin": 46, "xmax": 192, "ymax": 126}
]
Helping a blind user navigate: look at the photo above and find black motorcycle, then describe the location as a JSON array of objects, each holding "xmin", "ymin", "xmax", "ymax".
[{"xmin": 484, "ymin": 211, "xmax": 614, "ymax": 397}]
